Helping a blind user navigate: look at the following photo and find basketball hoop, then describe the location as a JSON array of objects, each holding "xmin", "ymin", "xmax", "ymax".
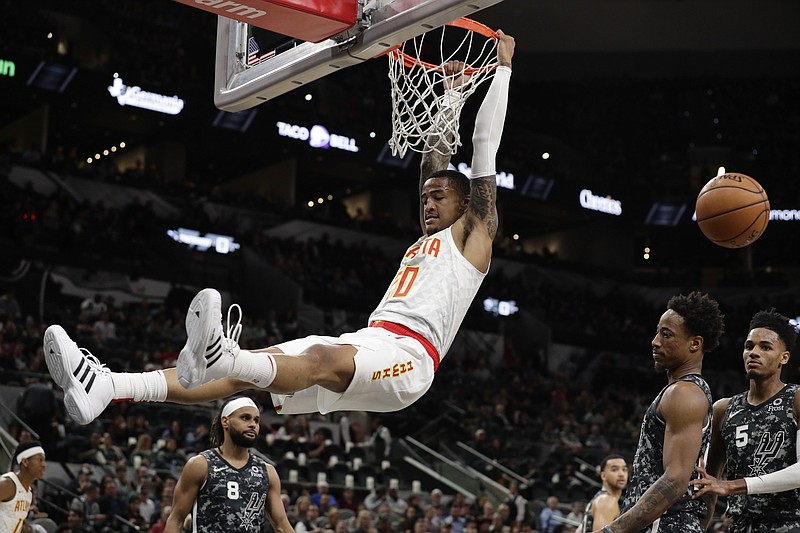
[{"xmin": 386, "ymin": 18, "xmax": 499, "ymax": 158}]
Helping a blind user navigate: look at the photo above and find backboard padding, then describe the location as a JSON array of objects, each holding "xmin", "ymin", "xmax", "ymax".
[{"xmin": 214, "ymin": 0, "xmax": 505, "ymax": 111}]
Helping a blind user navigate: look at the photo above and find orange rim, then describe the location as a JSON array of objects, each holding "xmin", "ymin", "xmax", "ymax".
[{"xmin": 380, "ymin": 17, "xmax": 499, "ymax": 74}]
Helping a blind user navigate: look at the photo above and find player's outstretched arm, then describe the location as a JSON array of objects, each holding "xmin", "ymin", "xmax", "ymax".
[
  {"xmin": 604, "ymin": 382, "xmax": 708, "ymax": 533},
  {"xmin": 265, "ymin": 464, "xmax": 295, "ymax": 533},
  {"xmin": 165, "ymin": 455, "xmax": 207, "ymax": 533},
  {"xmin": 464, "ymin": 30, "xmax": 514, "ymax": 241}
]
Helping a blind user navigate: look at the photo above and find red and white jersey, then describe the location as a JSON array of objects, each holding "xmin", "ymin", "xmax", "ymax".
[
  {"xmin": 369, "ymin": 225, "xmax": 487, "ymax": 360},
  {"xmin": 0, "ymin": 472, "xmax": 31, "ymax": 533}
]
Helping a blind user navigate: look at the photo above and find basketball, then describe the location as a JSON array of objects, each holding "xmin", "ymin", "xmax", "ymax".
[{"xmin": 696, "ymin": 173, "xmax": 770, "ymax": 248}]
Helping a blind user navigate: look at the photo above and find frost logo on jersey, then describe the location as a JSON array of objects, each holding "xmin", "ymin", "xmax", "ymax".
[
  {"xmin": 240, "ymin": 492, "xmax": 267, "ymax": 529},
  {"xmin": 751, "ymin": 430, "xmax": 785, "ymax": 476},
  {"xmin": 767, "ymin": 397, "xmax": 784, "ymax": 412},
  {"xmin": 250, "ymin": 465, "xmax": 263, "ymax": 478}
]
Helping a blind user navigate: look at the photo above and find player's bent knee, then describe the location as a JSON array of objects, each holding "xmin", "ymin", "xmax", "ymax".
[{"xmin": 299, "ymin": 344, "xmax": 356, "ymax": 385}]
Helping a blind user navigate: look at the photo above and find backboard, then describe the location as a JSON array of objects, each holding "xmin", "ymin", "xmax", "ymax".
[{"xmin": 214, "ymin": 0, "xmax": 505, "ymax": 112}]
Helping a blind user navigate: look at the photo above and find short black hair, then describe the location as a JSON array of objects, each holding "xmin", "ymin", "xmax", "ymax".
[
  {"xmin": 749, "ymin": 309, "xmax": 797, "ymax": 354},
  {"xmin": 426, "ymin": 169, "xmax": 470, "ymax": 198},
  {"xmin": 599, "ymin": 454, "xmax": 626, "ymax": 472},
  {"xmin": 667, "ymin": 292, "xmax": 725, "ymax": 352},
  {"xmin": 14, "ymin": 440, "xmax": 43, "ymax": 464}
]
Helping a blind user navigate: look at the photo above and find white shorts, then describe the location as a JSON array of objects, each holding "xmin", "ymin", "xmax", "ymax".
[{"xmin": 269, "ymin": 326, "xmax": 436, "ymax": 415}]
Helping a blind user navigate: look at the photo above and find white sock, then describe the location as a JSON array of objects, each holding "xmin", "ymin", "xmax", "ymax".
[
  {"xmin": 231, "ymin": 350, "xmax": 277, "ymax": 388},
  {"xmin": 112, "ymin": 370, "xmax": 168, "ymax": 402}
]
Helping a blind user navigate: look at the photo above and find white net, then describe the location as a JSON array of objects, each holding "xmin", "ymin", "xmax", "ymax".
[{"xmin": 387, "ymin": 19, "xmax": 499, "ymax": 158}]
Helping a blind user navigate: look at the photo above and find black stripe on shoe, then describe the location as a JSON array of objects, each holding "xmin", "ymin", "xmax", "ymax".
[
  {"xmin": 207, "ymin": 352, "xmax": 223, "ymax": 368},
  {"xmin": 73, "ymin": 357, "xmax": 85, "ymax": 378},
  {"xmin": 205, "ymin": 337, "xmax": 222, "ymax": 360},
  {"xmin": 85, "ymin": 372, "xmax": 96, "ymax": 393}
]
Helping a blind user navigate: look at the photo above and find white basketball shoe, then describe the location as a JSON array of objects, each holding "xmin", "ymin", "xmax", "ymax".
[
  {"xmin": 43, "ymin": 325, "xmax": 114, "ymax": 425},
  {"xmin": 177, "ymin": 288, "xmax": 242, "ymax": 389}
]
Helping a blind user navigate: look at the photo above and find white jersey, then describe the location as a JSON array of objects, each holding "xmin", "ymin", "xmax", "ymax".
[
  {"xmin": 0, "ymin": 472, "xmax": 31, "ymax": 533},
  {"xmin": 369, "ymin": 225, "xmax": 487, "ymax": 360}
]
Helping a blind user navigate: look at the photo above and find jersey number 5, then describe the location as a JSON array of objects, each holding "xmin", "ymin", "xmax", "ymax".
[{"xmin": 735, "ymin": 424, "xmax": 749, "ymax": 447}]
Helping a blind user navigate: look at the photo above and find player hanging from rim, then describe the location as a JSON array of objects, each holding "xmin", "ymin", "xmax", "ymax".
[
  {"xmin": 43, "ymin": 31, "xmax": 516, "ymax": 424},
  {"xmin": 577, "ymin": 454, "xmax": 629, "ymax": 533},
  {"xmin": 602, "ymin": 292, "xmax": 724, "ymax": 533},
  {"xmin": 165, "ymin": 397, "xmax": 293, "ymax": 533},
  {"xmin": 691, "ymin": 309, "xmax": 800, "ymax": 533},
  {"xmin": 0, "ymin": 440, "xmax": 47, "ymax": 533}
]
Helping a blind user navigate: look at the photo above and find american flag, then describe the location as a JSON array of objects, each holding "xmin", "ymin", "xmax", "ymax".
[{"xmin": 247, "ymin": 37, "xmax": 275, "ymax": 66}]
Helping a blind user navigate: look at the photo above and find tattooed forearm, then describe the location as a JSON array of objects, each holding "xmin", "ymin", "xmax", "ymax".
[
  {"xmin": 419, "ymin": 109, "xmax": 456, "ymax": 230},
  {"xmin": 469, "ymin": 175, "xmax": 498, "ymax": 239},
  {"xmin": 608, "ymin": 475, "xmax": 684, "ymax": 532},
  {"xmin": 420, "ymin": 150, "xmax": 452, "ymax": 188}
]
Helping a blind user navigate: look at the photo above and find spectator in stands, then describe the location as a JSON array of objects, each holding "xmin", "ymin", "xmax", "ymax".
[
  {"xmin": 464, "ymin": 518, "xmax": 478, "ymax": 533},
  {"xmin": 136, "ymin": 484, "xmax": 157, "ymax": 524},
  {"xmin": 183, "ymin": 422, "xmax": 210, "ymax": 452},
  {"xmin": 504, "ymin": 482, "xmax": 528, "ymax": 527},
  {"xmin": 294, "ymin": 496, "xmax": 312, "ymax": 529},
  {"xmin": 98, "ymin": 476, "xmax": 126, "ymax": 523},
  {"xmin": 365, "ymin": 485, "xmax": 389, "ymax": 512},
  {"xmin": 325, "ymin": 507, "xmax": 342, "ymax": 532},
  {"xmin": 311, "ymin": 479, "xmax": 338, "ymax": 508},
  {"xmin": 63, "ymin": 507, "xmax": 92, "ymax": 533},
  {"xmin": 97, "ymin": 432, "xmax": 125, "ymax": 465},
  {"xmin": 430, "ymin": 488, "xmax": 445, "ymax": 511},
  {"xmin": 130, "ymin": 433, "xmax": 154, "ymax": 467},
  {"xmin": 76, "ymin": 433, "xmax": 103, "ymax": 465},
  {"xmin": 93, "ymin": 311, "xmax": 118, "ymax": 348},
  {"xmin": 338, "ymin": 487, "xmax": 359, "ymax": 512},
  {"xmin": 148, "ymin": 505, "xmax": 171, "ymax": 533},
  {"xmin": 401, "ymin": 506, "xmax": 422, "ymax": 533},
  {"xmin": 296, "ymin": 503, "xmax": 323, "ymax": 533},
  {"xmin": 160, "ymin": 419, "xmax": 184, "ymax": 445},
  {"xmin": 154, "ymin": 437, "xmax": 186, "ymax": 470},
  {"xmin": 564, "ymin": 501, "xmax": 584, "ymax": 533},
  {"xmin": 407, "ymin": 492, "xmax": 425, "ymax": 519},
  {"xmin": 70, "ymin": 480, "xmax": 105, "ymax": 530},
  {"xmin": 307, "ymin": 428, "xmax": 334, "ymax": 463},
  {"xmin": 443, "ymin": 504, "xmax": 466, "ymax": 533},
  {"xmin": 387, "ymin": 486, "xmax": 409, "ymax": 516},
  {"xmin": 375, "ymin": 504, "xmax": 395, "ymax": 533},
  {"xmin": 490, "ymin": 510, "xmax": 506, "ymax": 532},
  {"xmin": 354, "ymin": 509, "xmax": 376, "ymax": 533},
  {"xmin": 66, "ymin": 465, "xmax": 93, "ymax": 496},
  {"xmin": 80, "ymin": 293, "xmax": 107, "ymax": 321},
  {"xmin": 363, "ymin": 416, "xmax": 392, "ymax": 460},
  {"xmin": 114, "ymin": 463, "xmax": 135, "ymax": 495},
  {"xmin": 539, "ymin": 496, "xmax": 563, "ymax": 533},
  {"xmin": 120, "ymin": 493, "xmax": 148, "ymax": 532}
]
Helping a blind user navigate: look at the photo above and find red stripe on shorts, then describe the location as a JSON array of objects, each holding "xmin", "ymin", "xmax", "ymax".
[{"xmin": 369, "ymin": 320, "xmax": 440, "ymax": 372}]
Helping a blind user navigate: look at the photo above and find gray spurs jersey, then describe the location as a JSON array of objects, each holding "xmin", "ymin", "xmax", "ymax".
[
  {"xmin": 193, "ymin": 449, "xmax": 269, "ymax": 533},
  {"xmin": 721, "ymin": 384, "xmax": 800, "ymax": 532},
  {"xmin": 620, "ymin": 374, "xmax": 712, "ymax": 533}
]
